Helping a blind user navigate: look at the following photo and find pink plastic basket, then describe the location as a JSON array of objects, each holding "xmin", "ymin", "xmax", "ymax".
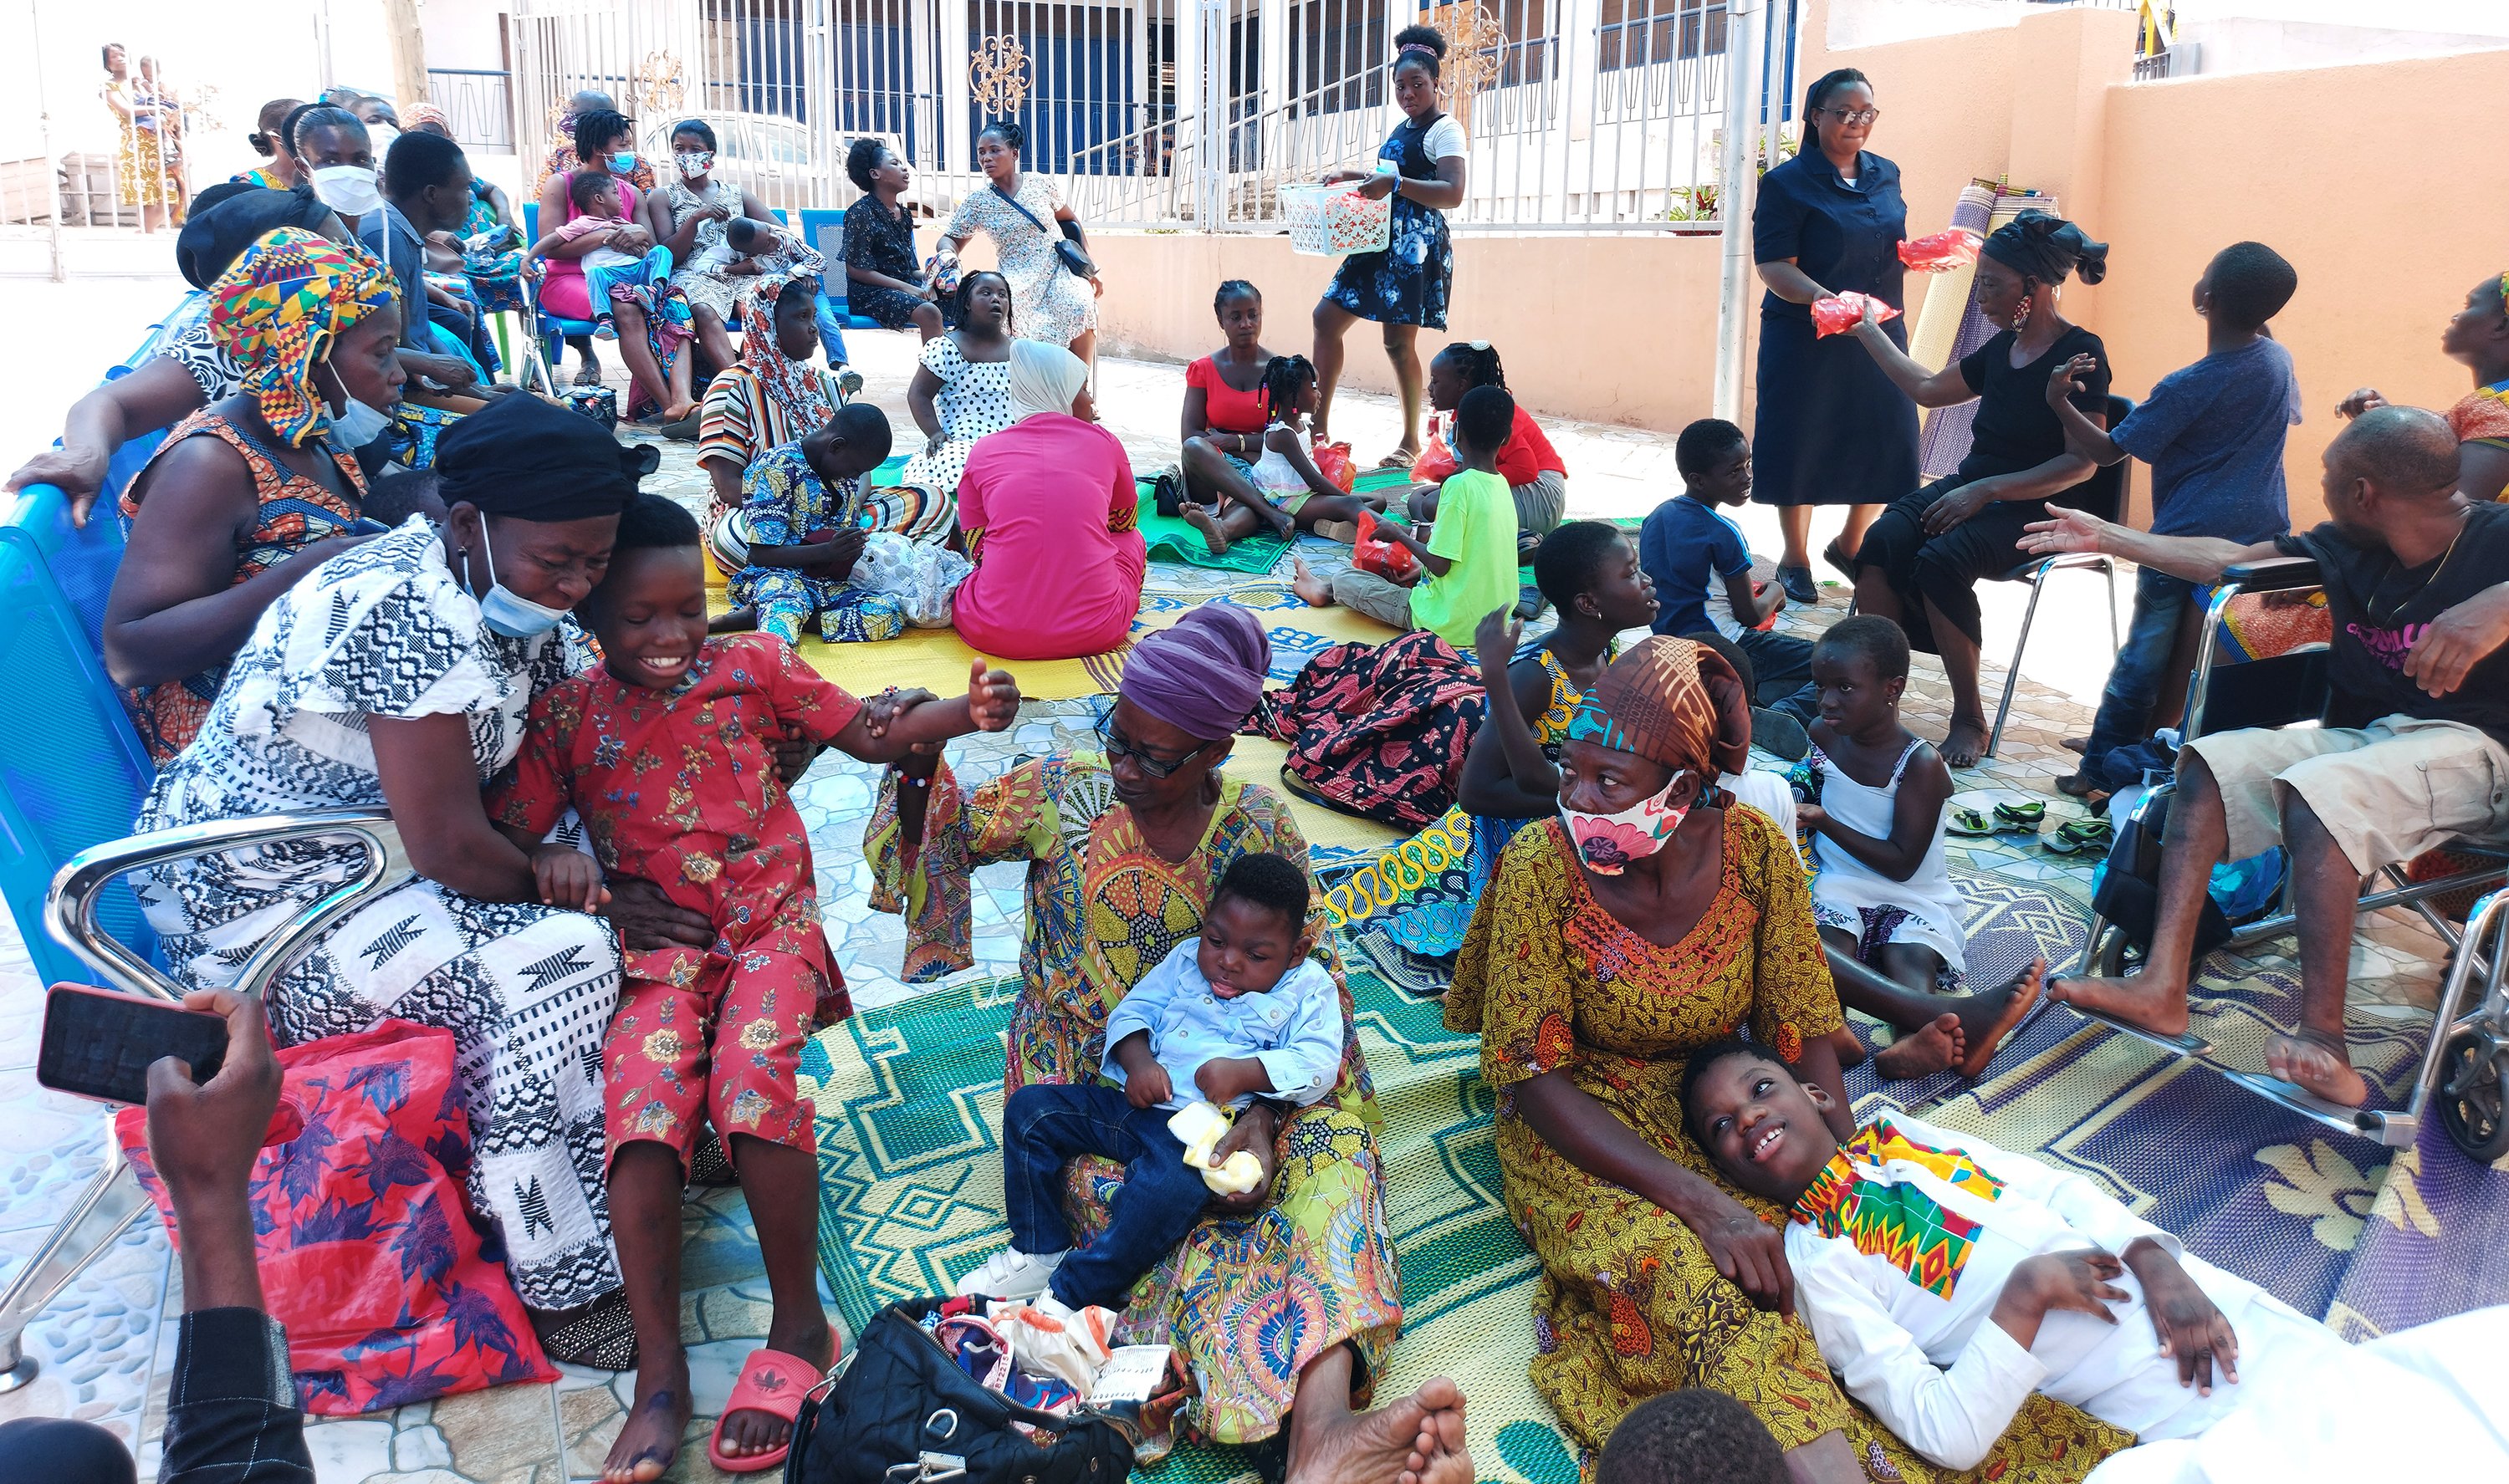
[{"xmin": 1281, "ymin": 181, "xmax": 1392, "ymax": 258}]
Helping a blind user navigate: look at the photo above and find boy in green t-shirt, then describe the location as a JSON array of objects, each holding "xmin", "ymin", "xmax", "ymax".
[{"xmin": 1294, "ymin": 384, "xmax": 1522, "ymax": 650}]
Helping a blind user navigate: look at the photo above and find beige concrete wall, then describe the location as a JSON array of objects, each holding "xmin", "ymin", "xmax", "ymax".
[
  {"xmin": 1085, "ymin": 229, "xmax": 1731, "ymax": 436},
  {"xmin": 1079, "ymin": 0, "xmax": 2509, "ymax": 526}
]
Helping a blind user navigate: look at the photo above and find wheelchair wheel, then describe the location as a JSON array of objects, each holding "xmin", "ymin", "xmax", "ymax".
[{"xmin": 2437, "ymin": 1024, "xmax": 2509, "ymax": 1163}]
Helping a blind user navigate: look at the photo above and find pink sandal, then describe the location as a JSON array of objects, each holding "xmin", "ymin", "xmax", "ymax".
[{"xmin": 707, "ymin": 1346, "xmax": 822, "ymax": 1473}]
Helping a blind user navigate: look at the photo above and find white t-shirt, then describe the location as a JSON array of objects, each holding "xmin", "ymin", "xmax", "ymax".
[
  {"xmin": 1420, "ymin": 115, "xmax": 1468, "ymax": 161},
  {"xmin": 1785, "ymin": 1114, "xmax": 2323, "ymax": 1471}
]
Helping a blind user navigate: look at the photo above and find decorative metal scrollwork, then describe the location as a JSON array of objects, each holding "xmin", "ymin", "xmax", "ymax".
[
  {"xmin": 968, "ymin": 34, "xmax": 1031, "ymax": 119},
  {"xmin": 633, "ymin": 50, "xmax": 686, "ymax": 115}
]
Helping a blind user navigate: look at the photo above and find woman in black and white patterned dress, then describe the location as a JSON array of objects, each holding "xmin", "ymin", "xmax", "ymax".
[{"xmin": 130, "ymin": 396, "xmax": 647, "ymax": 1361}]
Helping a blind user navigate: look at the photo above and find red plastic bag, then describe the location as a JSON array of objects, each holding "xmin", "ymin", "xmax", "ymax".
[
  {"xmin": 1413, "ymin": 416, "xmax": 1461, "ymax": 485},
  {"xmin": 1898, "ymin": 227, "xmax": 1984, "ymax": 273},
  {"xmin": 1811, "ymin": 292, "xmax": 1901, "ymax": 338},
  {"xmin": 1351, "ymin": 509, "xmax": 1419, "ymax": 581},
  {"xmin": 1311, "ymin": 440, "xmax": 1357, "ymax": 494},
  {"xmin": 115, "ymin": 1019, "xmax": 556, "ymax": 1415}
]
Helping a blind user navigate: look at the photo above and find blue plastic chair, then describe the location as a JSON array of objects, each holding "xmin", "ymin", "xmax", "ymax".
[
  {"xmin": 2, "ymin": 477, "xmax": 136, "ymax": 664},
  {"xmin": 798, "ymin": 205, "xmax": 890, "ymax": 335},
  {"xmin": 0, "ymin": 526, "xmax": 158, "ymax": 991}
]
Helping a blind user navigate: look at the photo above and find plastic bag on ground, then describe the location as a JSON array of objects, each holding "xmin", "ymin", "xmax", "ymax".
[{"xmin": 847, "ymin": 532, "xmax": 971, "ymax": 628}]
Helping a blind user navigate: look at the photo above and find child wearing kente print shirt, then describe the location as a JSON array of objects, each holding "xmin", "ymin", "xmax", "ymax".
[{"xmin": 1679, "ymin": 1039, "xmax": 2509, "ymax": 1481}]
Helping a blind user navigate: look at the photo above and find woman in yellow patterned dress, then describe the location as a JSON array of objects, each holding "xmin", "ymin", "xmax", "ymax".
[
  {"xmin": 101, "ymin": 43, "xmax": 175, "ymax": 233},
  {"xmin": 870, "ymin": 605, "xmax": 1468, "ymax": 1483},
  {"xmin": 1448, "ymin": 636, "xmax": 2125, "ymax": 1482}
]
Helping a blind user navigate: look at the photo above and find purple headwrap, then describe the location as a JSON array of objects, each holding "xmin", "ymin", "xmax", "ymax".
[{"xmin": 1121, "ymin": 604, "xmax": 1272, "ymax": 742}]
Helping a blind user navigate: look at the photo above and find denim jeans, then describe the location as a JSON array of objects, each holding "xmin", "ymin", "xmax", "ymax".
[
  {"xmin": 1735, "ymin": 626, "xmax": 1821, "ymax": 723},
  {"xmin": 1000, "ymin": 1082, "xmax": 1214, "ymax": 1310},
  {"xmin": 2083, "ymin": 567, "xmax": 2197, "ymax": 763}
]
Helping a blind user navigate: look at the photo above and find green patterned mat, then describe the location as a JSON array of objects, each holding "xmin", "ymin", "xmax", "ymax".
[{"xmin": 796, "ymin": 961, "xmax": 1580, "ymax": 1484}]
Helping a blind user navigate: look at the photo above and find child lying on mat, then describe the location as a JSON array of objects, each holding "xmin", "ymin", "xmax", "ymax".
[
  {"xmin": 1179, "ymin": 353, "xmax": 1387, "ymax": 554},
  {"xmin": 723, "ymin": 403, "xmax": 908, "ymax": 645},
  {"xmin": 1292, "ymin": 383, "xmax": 1522, "ymax": 650},
  {"xmin": 489, "ymin": 493, "xmax": 1020, "ymax": 1480},
  {"xmin": 958, "ymin": 852, "xmax": 1343, "ymax": 1310},
  {"xmin": 1798, "ymin": 615, "xmax": 2044, "ymax": 1080},
  {"xmin": 1681, "ymin": 1039, "xmax": 2509, "ymax": 1483}
]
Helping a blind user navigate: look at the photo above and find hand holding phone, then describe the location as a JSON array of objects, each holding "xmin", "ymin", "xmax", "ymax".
[{"xmin": 39, "ymin": 985, "xmax": 229, "ymax": 1107}]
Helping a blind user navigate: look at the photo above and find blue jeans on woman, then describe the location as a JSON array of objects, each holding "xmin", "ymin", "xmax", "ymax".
[
  {"xmin": 1001, "ymin": 1082, "xmax": 1213, "ymax": 1309},
  {"xmin": 2082, "ymin": 567, "xmax": 2197, "ymax": 771}
]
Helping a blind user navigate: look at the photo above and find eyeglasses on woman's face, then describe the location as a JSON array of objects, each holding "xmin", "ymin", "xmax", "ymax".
[
  {"xmin": 1821, "ymin": 106, "xmax": 1880, "ymax": 126},
  {"xmin": 1097, "ymin": 715, "xmax": 1204, "ymax": 779}
]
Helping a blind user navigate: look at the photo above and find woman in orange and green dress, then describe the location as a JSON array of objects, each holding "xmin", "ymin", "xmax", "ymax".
[
  {"xmin": 871, "ymin": 606, "xmax": 1473, "ymax": 1475},
  {"xmin": 1448, "ymin": 635, "xmax": 2128, "ymax": 1481}
]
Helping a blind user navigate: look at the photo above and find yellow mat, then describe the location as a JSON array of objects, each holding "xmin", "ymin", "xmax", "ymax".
[{"xmin": 1221, "ymin": 733, "xmax": 1409, "ymax": 857}]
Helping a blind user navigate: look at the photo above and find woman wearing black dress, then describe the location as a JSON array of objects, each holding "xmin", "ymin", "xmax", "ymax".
[
  {"xmin": 1751, "ymin": 69, "xmax": 1918, "ymax": 604},
  {"xmin": 1847, "ymin": 212, "xmax": 2112, "ymax": 767},
  {"xmin": 841, "ymin": 138, "xmax": 947, "ymax": 341}
]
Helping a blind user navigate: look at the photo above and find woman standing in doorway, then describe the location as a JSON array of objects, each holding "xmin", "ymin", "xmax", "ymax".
[
  {"xmin": 1750, "ymin": 69, "xmax": 1917, "ymax": 604},
  {"xmin": 1311, "ymin": 25, "xmax": 1467, "ymax": 470},
  {"xmin": 937, "ymin": 121, "xmax": 1101, "ymax": 366}
]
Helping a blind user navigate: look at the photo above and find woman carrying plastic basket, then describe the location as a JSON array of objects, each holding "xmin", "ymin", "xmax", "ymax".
[{"xmin": 1311, "ymin": 25, "xmax": 1468, "ymax": 470}]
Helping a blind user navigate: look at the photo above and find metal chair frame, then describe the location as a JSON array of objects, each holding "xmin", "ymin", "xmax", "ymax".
[
  {"xmin": 2071, "ymin": 564, "xmax": 2509, "ymax": 1148},
  {"xmin": 0, "ymin": 811, "xmax": 411, "ymax": 1394},
  {"xmin": 1985, "ymin": 550, "xmax": 2119, "ymax": 759}
]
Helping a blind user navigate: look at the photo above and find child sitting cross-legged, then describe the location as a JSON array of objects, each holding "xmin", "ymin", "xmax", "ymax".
[
  {"xmin": 958, "ymin": 851, "xmax": 1344, "ymax": 1308},
  {"xmin": 489, "ymin": 493, "xmax": 1020, "ymax": 1482},
  {"xmin": 1801, "ymin": 615, "xmax": 2045, "ymax": 1081},
  {"xmin": 1291, "ymin": 383, "xmax": 1521, "ymax": 652},
  {"xmin": 1681, "ymin": 1040, "xmax": 2509, "ymax": 1481},
  {"xmin": 1179, "ymin": 354, "xmax": 1387, "ymax": 553}
]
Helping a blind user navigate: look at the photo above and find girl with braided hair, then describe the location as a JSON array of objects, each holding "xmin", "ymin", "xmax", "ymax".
[
  {"xmin": 1406, "ymin": 340, "xmax": 1569, "ymax": 553},
  {"xmin": 1179, "ymin": 354, "xmax": 1390, "ymax": 555}
]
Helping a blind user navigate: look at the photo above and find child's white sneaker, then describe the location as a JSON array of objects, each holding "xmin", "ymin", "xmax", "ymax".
[{"xmin": 956, "ymin": 1247, "xmax": 1065, "ymax": 1300}]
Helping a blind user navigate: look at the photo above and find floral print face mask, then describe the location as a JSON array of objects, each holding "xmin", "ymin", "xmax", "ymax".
[{"xmin": 1558, "ymin": 769, "xmax": 1690, "ymax": 875}]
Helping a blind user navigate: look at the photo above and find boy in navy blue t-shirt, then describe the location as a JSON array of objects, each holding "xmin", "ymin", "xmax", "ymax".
[
  {"xmin": 2047, "ymin": 241, "xmax": 2302, "ymax": 793},
  {"xmin": 1637, "ymin": 420, "xmax": 1820, "ymax": 741}
]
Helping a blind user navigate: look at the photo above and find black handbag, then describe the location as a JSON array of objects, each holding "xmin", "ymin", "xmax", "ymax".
[
  {"xmin": 785, "ymin": 1298, "xmax": 1137, "ymax": 1484},
  {"xmin": 993, "ymin": 184, "xmax": 1096, "ymax": 281}
]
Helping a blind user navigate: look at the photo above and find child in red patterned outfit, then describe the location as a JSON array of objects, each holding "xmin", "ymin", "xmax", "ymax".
[{"xmin": 490, "ymin": 493, "xmax": 1019, "ymax": 1481}]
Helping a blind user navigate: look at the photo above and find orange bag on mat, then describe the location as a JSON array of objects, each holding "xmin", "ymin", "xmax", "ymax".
[
  {"xmin": 1351, "ymin": 509, "xmax": 1419, "ymax": 581},
  {"xmin": 1311, "ymin": 440, "xmax": 1357, "ymax": 494}
]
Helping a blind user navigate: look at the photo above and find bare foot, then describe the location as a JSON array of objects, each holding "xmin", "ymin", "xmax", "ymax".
[
  {"xmin": 1955, "ymin": 958, "xmax": 2046, "ymax": 1079},
  {"xmin": 604, "ymin": 1350, "xmax": 692, "ymax": 1482},
  {"xmin": 1940, "ymin": 714, "xmax": 1989, "ymax": 769},
  {"xmin": 1293, "ymin": 1378, "xmax": 1467, "ymax": 1484},
  {"xmin": 1826, "ymin": 1026, "xmax": 1871, "ymax": 1072},
  {"xmin": 716, "ymin": 1318, "xmax": 835, "ymax": 1460},
  {"xmin": 1183, "ymin": 501, "xmax": 1232, "ymax": 554},
  {"xmin": 2266, "ymin": 1032, "xmax": 2371, "ymax": 1107},
  {"xmin": 2050, "ymin": 969, "xmax": 2191, "ymax": 1038},
  {"xmin": 663, "ymin": 400, "xmax": 700, "ymax": 421},
  {"xmin": 1398, "ymin": 1381, "xmax": 1472, "ymax": 1484},
  {"xmin": 1291, "ymin": 555, "xmax": 1333, "ymax": 608},
  {"xmin": 2062, "ymin": 735, "xmax": 2090, "ymax": 755},
  {"xmin": 1873, "ymin": 1013, "xmax": 1965, "ymax": 1079}
]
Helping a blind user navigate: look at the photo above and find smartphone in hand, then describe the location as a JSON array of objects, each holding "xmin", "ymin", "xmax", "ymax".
[{"xmin": 37, "ymin": 984, "xmax": 229, "ymax": 1106}]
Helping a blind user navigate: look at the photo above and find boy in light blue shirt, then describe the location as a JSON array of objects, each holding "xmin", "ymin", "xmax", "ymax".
[{"xmin": 958, "ymin": 853, "xmax": 1343, "ymax": 1308}]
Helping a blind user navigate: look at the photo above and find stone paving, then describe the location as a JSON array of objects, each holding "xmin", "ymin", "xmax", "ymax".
[{"xmin": 0, "ymin": 325, "xmax": 2454, "ymax": 1481}]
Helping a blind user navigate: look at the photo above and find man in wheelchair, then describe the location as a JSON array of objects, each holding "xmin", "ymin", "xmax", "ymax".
[{"xmin": 2020, "ymin": 405, "xmax": 2509, "ymax": 1106}]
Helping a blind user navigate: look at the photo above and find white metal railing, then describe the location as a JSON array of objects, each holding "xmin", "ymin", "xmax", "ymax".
[
  {"xmin": 508, "ymin": 0, "xmax": 1796, "ymax": 232},
  {"xmin": 427, "ymin": 69, "xmax": 517, "ymax": 150}
]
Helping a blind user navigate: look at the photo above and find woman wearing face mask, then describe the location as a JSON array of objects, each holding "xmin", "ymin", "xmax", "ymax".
[
  {"xmin": 130, "ymin": 391, "xmax": 647, "ymax": 1364},
  {"xmin": 1438, "ymin": 636, "xmax": 2090, "ymax": 1484},
  {"xmin": 657, "ymin": 120, "xmax": 778, "ymax": 373},
  {"xmin": 5, "ymin": 184, "xmax": 350, "ymax": 522},
  {"xmin": 291, "ymin": 104, "xmax": 382, "ymax": 231},
  {"xmin": 104, "ymin": 227, "xmax": 404, "ymax": 764},
  {"xmin": 534, "ymin": 108, "xmax": 687, "ymax": 410}
]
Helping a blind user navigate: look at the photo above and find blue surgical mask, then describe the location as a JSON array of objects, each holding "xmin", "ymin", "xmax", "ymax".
[
  {"xmin": 609, "ymin": 151, "xmax": 637, "ymax": 174},
  {"xmin": 319, "ymin": 365, "xmax": 391, "ymax": 448},
  {"xmin": 472, "ymin": 520, "xmax": 570, "ymax": 640}
]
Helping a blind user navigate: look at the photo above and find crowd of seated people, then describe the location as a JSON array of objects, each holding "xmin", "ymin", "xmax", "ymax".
[{"xmin": 15, "ymin": 56, "xmax": 2509, "ymax": 1484}]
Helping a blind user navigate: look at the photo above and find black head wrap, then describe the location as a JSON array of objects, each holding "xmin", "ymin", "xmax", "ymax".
[
  {"xmin": 1982, "ymin": 210, "xmax": 2109, "ymax": 287},
  {"xmin": 176, "ymin": 186, "xmax": 335, "ymax": 289},
  {"xmin": 432, "ymin": 395, "xmax": 658, "ymax": 522}
]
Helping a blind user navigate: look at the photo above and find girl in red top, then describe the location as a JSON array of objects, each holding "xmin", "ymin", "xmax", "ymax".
[
  {"xmin": 1176, "ymin": 279, "xmax": 1280, "ymax": 512},
  {"xmin": 1407, "ymin": 341, "xmax": 1568, "ymax": 551}
]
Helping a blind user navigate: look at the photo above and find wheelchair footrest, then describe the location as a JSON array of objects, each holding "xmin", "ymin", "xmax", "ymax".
[
  {"xmin": 2059, "ymin": 1001, "xmax": 2213, "ymax": 1058},
  {"xmin": 2217, "ymin": 1069, "xmax": 2415, "ymax": 1147}
]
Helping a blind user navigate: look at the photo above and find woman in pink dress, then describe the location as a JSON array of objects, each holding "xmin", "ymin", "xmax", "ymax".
[{"xmin": 952, "ymin": 341, "xmax": 1145, "ymax": 660}]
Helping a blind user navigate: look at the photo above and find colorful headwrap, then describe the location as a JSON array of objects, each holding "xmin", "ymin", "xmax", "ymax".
[
  {"xmin": 205, "ymin": 227, "xmax": 396, "ymax": 447},
  {"xmin": 1566, "ymin": 635, "xmax": 1752, "ymax": 780},
  {"xmin": 744, "ymin": 274, "xmax": 835, "ymax": 433},
  {"xmin": 1121, "ymin": 604, "xmax": 1273, "ymax": 742},
  {"xmin": 401, "ymin": 102, "xmax": 453, "ymax": 135}
]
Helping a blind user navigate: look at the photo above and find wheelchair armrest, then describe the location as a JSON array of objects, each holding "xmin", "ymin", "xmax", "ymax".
[
  {"xmin": 45, "ymin": 808, "xmax": 411, "ymax": 1003},
  {"xmin": 2217, "ymin": 554, "xmax": 2320, "ymax": 593}
]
